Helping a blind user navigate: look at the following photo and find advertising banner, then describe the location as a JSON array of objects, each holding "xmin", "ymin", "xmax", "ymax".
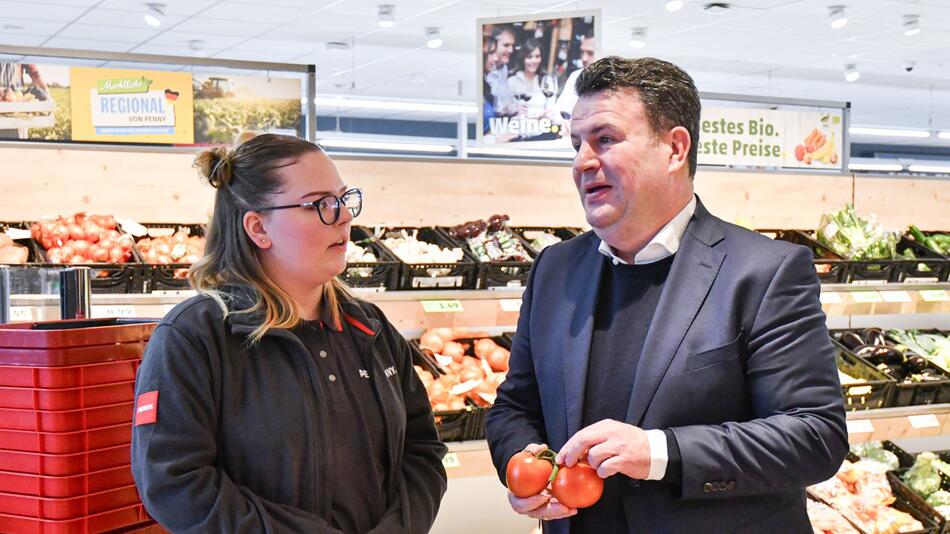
[
  {"xmin": 192, "ymin": 73, "xmax": 302, "ymax": 145},
  {"xmin": 70, "ymin": 67, "xmax": 194, "ymax": 144},
  {"xmin": 697, "ymin": 106, "xmax": 844, "ymax": 170},
  {"xmin": 0, "ymin": 63, "xmax": 69, "ymax": 141},
  {"xmin": 477, "ymin": 10, "xmax": 599, "ymax": 146}
]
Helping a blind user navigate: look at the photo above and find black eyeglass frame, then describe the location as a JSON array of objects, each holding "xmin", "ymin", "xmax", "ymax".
[{"xmin": 257, "ymin": 188, "xmax": 363, "ymax": 225}]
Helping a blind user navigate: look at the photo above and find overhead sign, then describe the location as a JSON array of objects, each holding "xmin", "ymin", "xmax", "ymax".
[
  {"xmin": 697, "ymin": 106, "xmax": 844, "ymax": 170},
  {"xmin": 70, "ymin": 67, "xmax": 194, "ymax": 144}
]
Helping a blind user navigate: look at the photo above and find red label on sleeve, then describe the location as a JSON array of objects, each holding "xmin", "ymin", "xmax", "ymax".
[{"xmin": 135, "ymin": 391, "xmax": 159, "ymax": 426}]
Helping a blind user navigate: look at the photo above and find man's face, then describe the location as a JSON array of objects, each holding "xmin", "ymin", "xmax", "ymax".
[
  {"xmin": 580, "ymin": 38, "xmax": 595, "ymax": 68},
  {"xmin": 496, "ymin": 32, "xmax": 515, "ymax": 66},
  {"xmin": 570, "ymin": 90, "xmax": 672, "ymax": 236}
]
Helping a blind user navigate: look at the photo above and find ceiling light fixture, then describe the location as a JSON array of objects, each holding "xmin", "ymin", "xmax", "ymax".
[
  {"xmin": 2, "ymin": 24, "xmax": 24, "ymax": 31},
  {"xmin": 188, "ymin": 39, "xmax": 205, "ymax": 51},
  {"xmin": 908, "ymin": 165, "xmax": 950, "ymax": 174},
  {"xmin": 629, "ymin": 28, "xmax": 647, "ymax": 49},
  {"xmin": 144, "ymin": 3, "xmax": 165, "ymax": 28},
  {"xmin": 902, "ymin": 15, "xmax": 920, "ymax": 36},
  {"xmin": 318, "ymin": 138, "xmax": 455, "ymax": 154},
  {"xmin": 703, "ymin": 2, "xmax": 730, "ymax": 14},
  {"xmin": 426, "ymin": 27, "xmax": 443, "ymax": 49},
  {"xmin": 466, "ymin": 147, "xmax": 575, "ymax": 159},
  {"xmin": 827, "ymin": 5, "xmax": 848, "ymax": 29},
  {"xmin": 938, "ymin": 131, "xmax": 950, "ymax": 140},
  {"xmin": 848, "ymin": 162, "xmax": 904, "ymax": 172},
  {"xmin": 843, "ymin": 63, "xmax": 860, "ymax": 82},
  {"xmin": 377, "ymin": 4, "xmax": 395, "ymax": 28},
  {"xmin": 665, "ymin": 1, "xmax": 684, "ymax": 11},
  {"xmin": 849, "ymin": 126, "xmax": 930, "ymax": 138},
  {"xmin": 314, "ymin": 96, "xmax": 477, "ymax": 114},
  {"xmin": 326, "ymin": 41, "xmax": 350, "ymax": 52}
]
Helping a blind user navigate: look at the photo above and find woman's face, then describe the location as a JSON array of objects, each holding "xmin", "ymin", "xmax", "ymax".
[
  {"xmin": 257, "ymin": 151, "xmax": 355, "ymax": 288},
  {"xmin": 524, "ymin": 47, "xmax": 541, "ymax": 75}
]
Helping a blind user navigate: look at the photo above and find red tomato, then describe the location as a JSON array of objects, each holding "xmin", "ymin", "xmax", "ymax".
[
  {"xmin": 67, "ymin": 224, "xmax": 84, "ymax": 241},
  {"xmin": 92, "ymin": 246, "xmax": 109, "ymax": 263},
  {"xmin": 68, "ymin": 255, "xmax": 86, "ymax": 265},
  {"xmin": 109, "ymin": 247, "xmax": 124, "ymax": 263},
  {"xmin": 82, "ymin": 222, "xmax": 100, "ymax": 243},
  {"xmin": 550, "ymin": 462, "xmax": 603, "ymax": 509},
  {"xmin": 52, "ymin": 224, "xmax": 70, "ymax": 244},
  {"xmin": 118, "ymin": 235, "xmax": 134, "ymax": 252},
  {"xmin": 71, "ymin": 240, "xmax": 90, "ymax": 258},
  {"xmin": 506, "ymin": 450, "xmax": 555, "ymax": 498},
  {"xmin": 60, "ymin": 244, "xmax": 74, "ymax": 260}
]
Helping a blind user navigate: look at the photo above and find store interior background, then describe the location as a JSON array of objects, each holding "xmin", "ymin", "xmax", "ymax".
[{"xmin": 2, "ymin": 2, "xmax": 950, "ymax": 534}]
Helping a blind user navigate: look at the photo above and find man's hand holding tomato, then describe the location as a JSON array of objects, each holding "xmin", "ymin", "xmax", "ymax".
[
  {"xmin": 556, "ymin": 419, "xmax": 652, "ymax": 480},
  {"xmin": 506, "ymin": 443, "xmax": 578, "ymax": 521}
]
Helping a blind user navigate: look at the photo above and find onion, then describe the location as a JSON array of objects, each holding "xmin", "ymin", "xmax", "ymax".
[{"xmin": 419, "ymin": 332, "xmax": 445, "ymax": 353}]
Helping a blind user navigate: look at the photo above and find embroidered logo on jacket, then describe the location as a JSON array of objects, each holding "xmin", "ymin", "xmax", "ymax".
[
  {"xmin": 359, "ymin": 369, "xmax": 370, "ymax": 379},
  {"xmin": 384, "ymin": 366, "xmax": 398, "ymax": 378},
  {"xmin": 135, "ymin": 391, "xmax": 159, "ymax": 426}
]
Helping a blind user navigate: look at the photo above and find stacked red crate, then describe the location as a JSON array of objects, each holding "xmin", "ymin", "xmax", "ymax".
[{"xmin": 0, "ymin": 319, "xmax": 158, "ymax": 534}]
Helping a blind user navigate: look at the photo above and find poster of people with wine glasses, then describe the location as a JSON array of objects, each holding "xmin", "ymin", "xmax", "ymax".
[{"xmin": 478, "ymin": 11, "xmax": 599, "ymax": 145}]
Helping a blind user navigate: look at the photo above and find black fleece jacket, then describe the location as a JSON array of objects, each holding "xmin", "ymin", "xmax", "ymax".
[{"xmin": 131, "ymin": 290, "xmax": 447, "ymax": 533}]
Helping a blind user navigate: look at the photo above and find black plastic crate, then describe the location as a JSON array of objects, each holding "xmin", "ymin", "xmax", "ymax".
[
  {"xmin": 832, "ymin": 329, "xmax": 950, "ymax": 407},
  {"xmin": 375, "ymin": 227, "xmax": 479, "ymax": 290},
  {"xmin": 439, "ymin": 226, "xmax": 535, "ymax": 289},
  {"xmin": 906, "ymin": 229, "xmax": 950, "ymax": 259},
  {"xmin": 409, "ymin": 340, "xmax": 485, "ymax": 442},
  {"xmin": 882, "ymin": 329, "xmax": 950, "ymax": 401},
  {"xmin": 766, "ymin": 229, "xmax": 851, "ymax": 283},
  {"xmin": 830, "ymin": 334, "xmax": 896, "ymax": 410},
  {"xmin": 32, "ymin": 243, "xmax": 146, "ymax": 294},
  {"xmin": 511, "ymin": 227, "xmax": 582, "ymax": 256},
  {"xmin": 135, "ymin": 223, "xmax": 206, "ymax": 292},
  {"xmin": 787, "ymin": 229, "xmax": 905, "ymax": 284},
  {"xmin": 898, "ymin": 236, "xmax": 950, "ymax": 283},
  {"xmin": 340, "ymin": 226, "xmax": 400, "ymax": 291}
]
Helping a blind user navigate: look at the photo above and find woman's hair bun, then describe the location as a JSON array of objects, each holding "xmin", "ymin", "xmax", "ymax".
[{"xmin": 194, "ymin": 147, "xmax": 234, "ymax": 189}]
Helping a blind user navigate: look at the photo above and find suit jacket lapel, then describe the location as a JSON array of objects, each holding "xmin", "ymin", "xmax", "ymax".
[
  {"xmin": 562, "ymin": 233, "xmax": 605, "ymax": 440},
  {"xmin": 625, "ymin": 199, "xmax": 726, "ymax": 426}
]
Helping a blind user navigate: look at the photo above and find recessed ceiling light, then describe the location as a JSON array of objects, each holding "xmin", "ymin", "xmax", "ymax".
[
  {"xmin": 377, "ymin": 4, "xmax": 395, "ymax": 28},
  {"xmin": 827, "ymin": 5, "xmax": 847, "ymax": 29},
  {"xmin": 902, "ymin": 15, "xmax": 920, "ymax": 36},
  {"xmin": 703, "ymin": 2, "xmax": 730, "ymax": 14},
  {"xmin": 629, "ymin": 28, "xmax": 647, "ymax": 49},
  {"xmin": 426, "ymin": 27, "xmax": 442, "ymax": 49},
  {"xmin": 843, "ymin": 64, "xmax": 859, "ymax": 82},
  {"xmin": 326, "ymin": 41, "xmax": 351, "ymax": 52},
  {"xmin": 665, "ymin": 0, "xmax": 684, "ymax": 11},
  {"xmin": 188, "ymin": 39, "xmax": 205, "ymax": 51},
  {"xmin": 144, "ymin": 3, "xmax": 165, "ymax": 28}
]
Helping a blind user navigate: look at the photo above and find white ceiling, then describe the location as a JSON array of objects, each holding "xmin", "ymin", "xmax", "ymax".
[{"xmin": 2, "ymin": 0, "xmax": 950, "ymax": 142}]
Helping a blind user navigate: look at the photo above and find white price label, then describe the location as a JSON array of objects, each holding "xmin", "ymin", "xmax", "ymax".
[
  {"xmin": 4, "ymin": 228, "xmax": 30, "ymax": 240},
  {"xmin": 9, "ymin": 306, "xmax": 32, "ymax": 322},
  {"xmin": 908, "ymin": 414, "xmax": 940, "ymax": 429},
  {"xmin": 500, "ymin": 299, "xmax": 522, "ymax": 313},
  {"xmin": 880, "ymin": 291, "xmax": 912, "ymax": 303},
  {"xmin": 846, "ymin": 419, "xmax": 874, "ymax": 434},
  {"xmin": 920, "ymin": 290, "xmax": 950, "ymax": 302},
  {"xmin": 850, "ymin": 279, "xmax": 887, "ymax": 286},
  {"xmin": 820, "ymin": 292, "xmax": 842, "ymax": 304},
  {"xmin": 91, "ymin": 305, "xmax": 136, "ymax": 318},
  {"xmin": 442, "ymin": 453, "xmax": 461, "ymax": 469},
  {"xmin": 851, "ymin": 291, "xmax": 883, "ymax": 304}
]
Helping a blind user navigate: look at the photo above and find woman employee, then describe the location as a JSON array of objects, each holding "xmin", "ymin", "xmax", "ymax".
[{"xmin": 131, "ymin": 134, "xmax": 447, "ymax": 533}]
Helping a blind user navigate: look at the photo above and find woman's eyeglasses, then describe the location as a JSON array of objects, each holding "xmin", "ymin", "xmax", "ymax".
[{"xmin": 257, "ymin": 188, "xmax": 363, "ymax": 225}]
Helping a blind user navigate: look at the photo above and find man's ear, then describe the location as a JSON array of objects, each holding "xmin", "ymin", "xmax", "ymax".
[
  {"xmin": 667, "ymin": 126, "xmax": 691, "ymax": 177},
  {"xmin": 243, "ymin": 211, "xmax": 271, "ymax": 249}
]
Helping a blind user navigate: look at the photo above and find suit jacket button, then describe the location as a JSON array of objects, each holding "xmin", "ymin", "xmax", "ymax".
[{"xmin": 703, "ymin": 482, "xmax": 713, "ymax": 493}]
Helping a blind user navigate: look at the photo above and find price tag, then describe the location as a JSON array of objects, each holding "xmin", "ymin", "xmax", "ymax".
[
  {"xmin": 850, "ymin": 291, "xmax": 883, "ymax": 303},
  {"xmin": 9, "ymin": 306, "xmax": 32, "ymax": 322},
  {"xmin": 920, "ymin": 290, "xmax": 950, "ymax": 302},
  {"xmin": 908, "ymin": 414, "xmax": 940, "ymax": 429},
  {"xmin": 880, "ymin": 291, "xmax": 912, "ymax": 303},
  {"xmin": 4, "ymin": 228, "xmax": 30, "ymax": 240},
  {"xmin": 846, "ymin": 419, "xmax": 874, "ymax": 434},
  {"xmin": 91, "ymin": 305, "xmax": 136, "ymax": 318},
  {"xmin": 442, "ymin": 453, "xmax": 461, "ymax": 469},
  {"xmin": 421, "ymin": 300, "xmax": 464, "ymax": 313},
  {"xmin": 499, "ymin": 299, "xmax": 522, "ymax": 313},
  {"xmin": 820, "ymin": 292, "xmax": 842, "ymax": 304}
]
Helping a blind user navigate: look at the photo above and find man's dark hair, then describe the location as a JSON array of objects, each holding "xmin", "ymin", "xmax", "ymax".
[
  {"xmin": 575, "ymin": 56, "xmax": 701, "ymax": 177},
  {"xmin": 491, "ymin": 24, "xmax": 515, "ymax": 43}
]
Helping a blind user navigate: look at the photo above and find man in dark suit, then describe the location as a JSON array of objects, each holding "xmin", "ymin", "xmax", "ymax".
[{"xmin": 484, "ymin": 56, "xmax": 848, "ymax": 533}]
